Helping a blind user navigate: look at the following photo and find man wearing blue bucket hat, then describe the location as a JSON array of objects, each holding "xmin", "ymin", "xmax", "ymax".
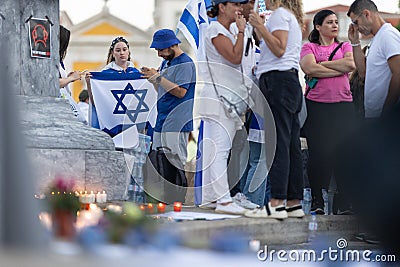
[{"xmin": 141, "ymin": 29, "xmax": 196, "ymax": 166}]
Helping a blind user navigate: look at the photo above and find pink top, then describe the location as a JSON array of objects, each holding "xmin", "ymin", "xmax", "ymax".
[{"xmin": 300, "ymin": 42, "xmax": 353, "ymax": 103}]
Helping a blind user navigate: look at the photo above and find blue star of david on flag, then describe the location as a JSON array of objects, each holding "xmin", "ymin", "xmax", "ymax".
[{"xmin": 111, "ymin": 83, "xmax": 149, "ymax": 124}]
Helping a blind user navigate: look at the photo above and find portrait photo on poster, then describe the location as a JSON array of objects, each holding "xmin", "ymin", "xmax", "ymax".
[{"xmin": 28, "ymin": 17, "xmax": 51, "ymax": 59}]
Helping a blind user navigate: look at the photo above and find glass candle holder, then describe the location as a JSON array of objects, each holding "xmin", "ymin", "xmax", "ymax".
[
  {"xmin": 173, "ymin": 202, "xmax": 182, "ymax": 212},
  {"xmin": 157, "ymin": 203, "xmax": 166, "ymax": 213}
]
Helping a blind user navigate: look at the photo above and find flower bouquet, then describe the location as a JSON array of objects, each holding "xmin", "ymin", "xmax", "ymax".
[{"xmin": 45, "ymin": 176, "xmax": 80, "ymax": 239}]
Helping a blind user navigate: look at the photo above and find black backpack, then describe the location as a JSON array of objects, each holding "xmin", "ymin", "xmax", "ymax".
[{"xmin": 143, "ymin": 147, "xmax": 187, "ymax": 204}]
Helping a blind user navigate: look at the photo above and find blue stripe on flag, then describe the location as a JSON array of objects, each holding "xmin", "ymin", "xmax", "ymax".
[
  {"xmin": 179, "ymin": 9, "xmax": 200, "ymax": 48},
  {"xmin": 103, "ymin": 124, "xmax": 135, "ymax": 137},
  {"xmin": 91, "ymin": 72, "xmax": 144, "ymax": 81},
  {"xmin": 194, "ymin": 120, "xmax": 204, "ymax": 205}
]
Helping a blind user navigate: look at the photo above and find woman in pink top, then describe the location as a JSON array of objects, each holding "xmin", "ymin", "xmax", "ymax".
[{"xmin": 300, "ymin": 9, "xmax": 356, "ymax": 215}]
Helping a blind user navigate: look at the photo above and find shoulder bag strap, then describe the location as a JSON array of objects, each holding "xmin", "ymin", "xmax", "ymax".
[
  {"xmin": 328, "ymin": 42, "xmax": 344, "ymax": 61},
  {"xmin": 205, "ymin": 55, "xmax": 221, "ymax": 98}
]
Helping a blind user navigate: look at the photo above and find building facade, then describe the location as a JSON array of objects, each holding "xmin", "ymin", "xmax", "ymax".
[{"xmin": 61, "ymin": 0, "xmax": 189, "ymax": 101}]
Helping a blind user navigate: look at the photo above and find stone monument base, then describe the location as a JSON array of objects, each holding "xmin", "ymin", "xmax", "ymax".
[{"xmin": 20, "ymin": 96, "xmax": 128, "ymax": 200}]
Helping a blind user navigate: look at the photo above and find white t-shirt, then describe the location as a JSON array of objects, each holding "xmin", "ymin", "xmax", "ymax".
[
  {"xmin": 77, "ymin": 101, "xmax": 89, "ymax": 122},
  {"xmin": 256, "ymin": 7, "xmax": 302, "ymax": 78},
  {"xmin": 365, "ymin": 23, "xmax": 400, "ymax": 118}
]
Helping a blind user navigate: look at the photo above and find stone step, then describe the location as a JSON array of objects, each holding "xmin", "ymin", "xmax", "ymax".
[{"xmin": 167, "ymin": 207, "xmax": 360, "ymax": 247}]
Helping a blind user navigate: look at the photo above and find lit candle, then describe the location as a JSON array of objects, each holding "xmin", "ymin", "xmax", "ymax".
[
  {"xmin": 157, "ymin": 203, "xmax": 166, "ymax": 213},
  {"xmin": 83, "ymin": 191, "xmax": 88, "ymax": 203},
  {"xmin": 139, "ymin": 205, "xmax": 145, "ymax": 212},
  {"xmin": 89, "ymin": 191, "xmax": 95, "ymax": 203},
  {"xmin": 147, "ymin": 203, "xmax": 154, "ymax": 214},
  {"xmin": 173, "ymin": 202, "xmax": 182, "ymax": 212},
  {"xmin": 101, "ymin": 190, "xmax": 107, "ymax": 203},
  {"xmin": 96, "ymin": 192, "xmax": 103, "ymax": 203}
]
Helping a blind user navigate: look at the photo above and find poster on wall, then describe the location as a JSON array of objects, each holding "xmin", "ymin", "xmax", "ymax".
[{"xmin": 28, "ymin": 17, "xmax": 51, "ymax": 59}]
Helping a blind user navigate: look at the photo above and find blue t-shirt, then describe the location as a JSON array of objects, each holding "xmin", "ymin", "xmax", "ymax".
[{"xmin": 154, "ymin": 53, "xmax": 196, "ymax": 132}]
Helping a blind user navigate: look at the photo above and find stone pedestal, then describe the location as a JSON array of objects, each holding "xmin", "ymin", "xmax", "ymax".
[{"xmin": 20, "ymin": 96, "xmax": 128, "ymax": 200}]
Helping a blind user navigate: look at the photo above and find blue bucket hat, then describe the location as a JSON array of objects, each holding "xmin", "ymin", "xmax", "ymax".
[
  {"xmin": 212, "ymin": 0, "xmax": 248, "ymax": 5},
  {"xmin": 150, "ymin": 29, "xmax": 181, "ymax": 50}
]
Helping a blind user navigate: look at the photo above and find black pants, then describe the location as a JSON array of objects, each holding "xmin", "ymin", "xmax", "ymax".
[
  {"xmin": 259, "ymin": 70, "xmax": 303, "ymax": 200},
  {"xmin": 304, "ymin": 99, "xmax": 355, "ymax": 205},
  {"xmin": 228, "ymin": 127, "xmax": 248, "ymax": 196}
]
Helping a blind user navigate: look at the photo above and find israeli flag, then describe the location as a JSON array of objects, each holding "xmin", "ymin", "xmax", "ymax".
[
  {"xmin": 90, "ymin": 72, "xmax": 157, "ymax": 149},
  {"xmin": 194, "ymin": 120, "xmax": 204, "ymax": 205},
  {"xmin": 177, "ymin": 0, "xmax": 210, "ymax": 61}
]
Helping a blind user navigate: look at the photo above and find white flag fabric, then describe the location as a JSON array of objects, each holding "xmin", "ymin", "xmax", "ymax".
[
  {"xmin": 177, "ymin": 0, "xmax": 210, "ymax": 62},
  {"xmin": 90, "ymin": 72, "xmax": 157, "ymax": 149}
]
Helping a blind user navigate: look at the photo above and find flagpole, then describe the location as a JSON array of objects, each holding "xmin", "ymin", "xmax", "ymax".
[{"xmin": 245, "ymin": 0, "xmax": 259, "ymax": 57}]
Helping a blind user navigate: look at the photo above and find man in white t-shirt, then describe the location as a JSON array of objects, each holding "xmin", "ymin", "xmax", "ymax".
[
  {"xmin": 347, "ymin": 0, "xmax": 400, "ymax": 118},
  {"xmin": 77, "ymin": 89, "xmax": 89, "ymax": 123}
]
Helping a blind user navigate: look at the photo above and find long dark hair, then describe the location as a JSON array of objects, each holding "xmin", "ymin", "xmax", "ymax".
[
  {"xmin": 59, "ymin": 25, "xmax": 70, "ymax": 61},
  {"xmin": 308, "ymin": 9, "xmax": 339, "ymax": 44}
]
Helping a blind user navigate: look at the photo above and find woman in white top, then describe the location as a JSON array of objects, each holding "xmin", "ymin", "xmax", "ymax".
[
  {"xmin": 59, "ymin": 25, "xmax": 83, "ymax": 95},
  {"xmin": 196, "ymin": 0, "xmax": 248, "ymax": 215},
  {"xmin": 59, "ymin": 25, "xmax": 87, "ymax": 124},
  {"xmin": 245, "ymin": 0, "xmax": 305, "ymax": 219}
]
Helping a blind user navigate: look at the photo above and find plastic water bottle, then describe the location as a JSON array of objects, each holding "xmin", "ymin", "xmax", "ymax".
[
  {"xmin": 322, "ymin": 189, "xmax": 329, "ymax": 215},
  {"xmin": 308, "ymin": 212, "xmax": 318, "ymax": 242},
  {"xmin": 302, "ymin": 188, "xmax": 312, "ymax": 215},
  {"xmin": 127, "ymin": 184, "xmax": 134, "ymax": 201}
]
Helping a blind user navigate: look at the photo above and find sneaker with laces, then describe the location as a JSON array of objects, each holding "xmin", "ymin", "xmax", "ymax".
[
  {"xmin": 232, "ymin": 193, "xmax": 260, "ymax": 209},
  {"xmin": 245, "ymin": 203, "xmax": 288, "ymax": 219},
  {"xmin": 244, "ymin": 206, "xmax": 269, "ymax": 218},
  {"xmin": 215, "ymin": 202, "xmax": 247, "ymax": 215}
]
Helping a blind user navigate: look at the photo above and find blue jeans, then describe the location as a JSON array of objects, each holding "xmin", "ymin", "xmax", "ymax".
[{"xmin": 240, "ymin": 142, "xmax": 271, "ymax": 206}]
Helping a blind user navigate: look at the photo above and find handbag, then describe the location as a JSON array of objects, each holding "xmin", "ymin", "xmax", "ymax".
[
  {"xmin": 143, "ymin": 147, "xmax": 187, "ymax": 204},
  {"xmin": 206, "ymin": 57, "xmax": 254, "ymax": 118},
  {"xmin": 304, "ymin": 42, "xmax": 344, "ymax": 97}
]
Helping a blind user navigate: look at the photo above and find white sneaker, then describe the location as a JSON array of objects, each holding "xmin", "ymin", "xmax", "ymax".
[
  {"xmin": 244, "ymin": 203, "xmax": 288, "ymax": 219},
  {"xmin": 286, "ymin": 204, "xmax": 305, "ymax": 218},
  {"xmin": 244, "ymin": 206, "xmax": 269, "ymax": 218},
  {"xmin": 198, "ymin": 202, "xmax": 217, "ymax": 210},
  {"xmin": 215, "ymin": 202, "xmax": 247, "ymax": 215},
  {"xmin": 232, "ymin": 193, "xmax": 260, "ymax": 209}
]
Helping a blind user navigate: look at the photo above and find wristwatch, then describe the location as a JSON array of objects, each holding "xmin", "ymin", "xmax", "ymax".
[{"xmin": 155, "ymin": 75, "xmax": 162, "ymax": 84}]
